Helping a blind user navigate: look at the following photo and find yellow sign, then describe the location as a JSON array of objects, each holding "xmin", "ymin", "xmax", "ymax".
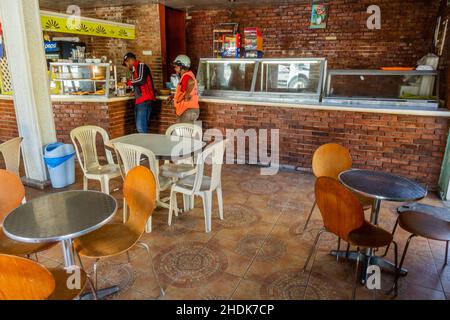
[{"xmin": 41, "ymin": 13, "xmax": 135, "ymax": 40}]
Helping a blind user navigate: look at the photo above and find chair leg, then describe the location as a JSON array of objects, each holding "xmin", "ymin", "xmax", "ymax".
[
  {"xmin": 444, "ymin": 241, "xmax": 449, "ymax": 266},
  {"xmin": 336, "ymin": 238, "xmax": 341, "ymax": 262},
  {"xmin": 352, "ymin": 248, "xmax": 361, "ymax": 300},
  {"xmin": 301, "ymin": 228, "xmax": 325, "ymax": 298},
  {"xmin": 393, "ymin": 234, "xmax": 416, "ymax": 296},
  {"xmin": 83, "ymin": 176, "xmax": 88, "ymax": 191},
  {"xmin": 302, "ymin": 200, "xmax": 317, "ymax": 233},
  {"xmin": 93, "ymin": 259, "xmax": 100, "ymax": 291},
  {"xmin": 217, "ymin": 186, "xmax": 224, "ymax": 220},
  {"xmin": 346, "ymin": 243, "xmax": 351, "ymax": 261},
  {"xmin": 190, "ymin": 195, "xmax": 195, "ymax": 210},
  {"xmin": 302, "ymin": 228, "xmax": 325, "ymax": 273},
  {"xmin": 136, "ymin": 242, "xmax": 165, "ymax": 298},
  {"xmin": 99, "ymin": 177, "xmax": 110, "ymax": 195},
  {"xmin": 183, "ymin": 194, "xmax": 191, "ymax": 212},
  {"xmin": 75, "ymin": 251, "xmax": 98, "ymax": 300},
  {"xmin": 145, "ymin": 216, "xmax": 153, "ymax": 233},
  {"xmin": 168, "ymin": 189, "xmax": 177, "ymax": 226},
  {"xmin": 86, "ymin": 275, "xmax": 98, "ymax": 300},
  {"xmin": 382, "ymin": 217, "xmax": 399, "ymax": 257},
  {"xmin": 200, "ymin": 192, "xmax": 212, "ymax": 233},
  {"xmin": 123, "ymin": 199, "xmax": 128, "ymax": 224}
]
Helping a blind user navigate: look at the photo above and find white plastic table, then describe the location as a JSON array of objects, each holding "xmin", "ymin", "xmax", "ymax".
[{"xmin": 109, "ymin": 133, "xmax": 206, "ymax": 161}]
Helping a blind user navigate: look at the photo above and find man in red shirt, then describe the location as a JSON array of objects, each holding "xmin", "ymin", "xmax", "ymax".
[{"xmin": 123, "ymin": 52, "xmax": 156, "ymax": 133}]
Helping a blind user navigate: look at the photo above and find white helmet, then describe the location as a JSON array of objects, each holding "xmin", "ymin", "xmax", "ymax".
[{"xmin": 173, "ymin": 55, "xmax": 191, "ymax": 69}]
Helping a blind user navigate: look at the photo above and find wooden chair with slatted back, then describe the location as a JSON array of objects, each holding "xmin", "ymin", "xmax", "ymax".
[
  {"xmin": 302, "ymin": 177, "xmax": 397, "ymax": 300},
  {"xmin": 74, "ymin": 166, "xmax": 165, "ymax": 298},
  {"xmin": 302, "ymin": 143, "xmax": 374, "ymax": 233},
  {"xmin": 0, "ymin": 170, "xmax": 55, "ymax": 256},
  {"xmin": 0, "ymin": 254, "xmax": 55, "ymax": 300},
  {"xmin": 0, "ymin": 254, "xmax": 93, "ymax": 300}
]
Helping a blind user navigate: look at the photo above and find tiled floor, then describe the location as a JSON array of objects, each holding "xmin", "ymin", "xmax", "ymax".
[{"xmin": 25, "ymin": 164, "xmax": 450, "ymax": 300}]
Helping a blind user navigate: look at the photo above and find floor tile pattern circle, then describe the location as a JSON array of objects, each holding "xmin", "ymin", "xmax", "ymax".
[{"xmin": 154, "ymin": 242, "xmax": 228, "ymax": 288}]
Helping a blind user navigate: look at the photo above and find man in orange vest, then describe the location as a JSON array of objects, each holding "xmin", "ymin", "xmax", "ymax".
[{"xmin": 168, "ymin": 55, "xmax": 200, "ymax": 123}]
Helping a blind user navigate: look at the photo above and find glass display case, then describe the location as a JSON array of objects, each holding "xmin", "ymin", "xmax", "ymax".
[
  {"xmin": 49, "ymin": 62, "xmax": 117, "ymax": 98},
  {"xmin": 323, "ymin": 70, "xmax": 440, "ymax": 109},
  {"xmin": 197, "ymin": 58, "xmax": 327, "ymax": 104}
]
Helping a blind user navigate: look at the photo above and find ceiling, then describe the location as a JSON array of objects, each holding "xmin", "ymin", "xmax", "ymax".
[{"xmin": 39, "ymin": 0, "xmax": 306, "ymax": 11}]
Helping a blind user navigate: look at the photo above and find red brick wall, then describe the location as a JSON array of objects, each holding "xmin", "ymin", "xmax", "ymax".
[
  {"xmin": 52, "ymin": 100, "xmax": 136, "ymax": 143},
  {"xmin": 156, "ymin": 100, "xmax": 448, "ymax": 189},
  {"xmin": 438, "ymin": 1, "xmax": 450, "ymax": 108},
  {"xmin": 186, "ymin": 0, "xmax": 440, "ymax": 73},
  {"xmin": 156, "ymin": 99, "xmax": 449, "ymax": 191},
  {"xmin": 0, "ymin": 99, "xmax": 135, "ymax": 146},
  {"xmin": 0, "ymin": 99, "xmax": 18, "ymax": 143}
]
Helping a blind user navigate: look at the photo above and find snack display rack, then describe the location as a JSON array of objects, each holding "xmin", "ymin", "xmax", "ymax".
[{"xmin": 49, "ymin": 62, "xmax": 117, "ymax": 98}]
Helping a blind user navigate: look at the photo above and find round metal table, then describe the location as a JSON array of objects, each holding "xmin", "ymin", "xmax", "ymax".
[
  {"xmin": 332, "ymin": 169, "xmax": 427, "ymax": 281},
  {"xmin": 339, "ymin": 169, "xmax": 427, "ymax": 225},
  {"xmin": 3, "ymin": 190, "xmax": 117, "ymax": 268},
  {"xmin": 108, "ymin": 133, "xmax": 206, "ymax": 161}
]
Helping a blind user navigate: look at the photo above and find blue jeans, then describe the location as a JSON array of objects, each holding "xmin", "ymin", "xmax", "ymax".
[{"xmin": 135, "ymin": 101, "xmax": 152, "ymax": 133}]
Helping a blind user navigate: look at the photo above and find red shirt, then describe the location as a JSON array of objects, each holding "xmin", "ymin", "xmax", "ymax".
[{"xmin": 180, "ymin": 73, "xmax": 194, "ymax": 92}]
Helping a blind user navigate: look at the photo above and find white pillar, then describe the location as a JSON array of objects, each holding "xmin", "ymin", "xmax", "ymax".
[{"xmin": 0, "ymin": 0, "xmax": 56, "ymax": 187}]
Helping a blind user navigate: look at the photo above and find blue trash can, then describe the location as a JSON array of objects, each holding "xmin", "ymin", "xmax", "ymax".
[{"xmin": 44, "ymin": 142, "xmax": 76, "ymax": 189}]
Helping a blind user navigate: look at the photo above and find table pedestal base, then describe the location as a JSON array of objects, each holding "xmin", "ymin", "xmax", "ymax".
[
  {"xmin": 79, "ymin": 286, "xmax": 120, "ymax": 300},
  {"xmin": 330, "ymin": 250, "xmax": 407, "ymax": 283}
]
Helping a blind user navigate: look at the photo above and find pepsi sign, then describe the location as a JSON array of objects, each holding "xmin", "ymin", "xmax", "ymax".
[{"xmin": 44, "ymin": 41, "xmax": 59, "ymax": 53}]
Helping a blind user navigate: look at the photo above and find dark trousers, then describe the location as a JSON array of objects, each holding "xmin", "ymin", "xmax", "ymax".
[{"xmin": 135, "ymin": 101, "xmax": 153, "ymax": 133}]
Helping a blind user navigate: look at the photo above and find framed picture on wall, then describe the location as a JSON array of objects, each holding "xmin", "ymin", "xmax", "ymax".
[{"xmin": 310, "ymin": 4, "xmax": 329, "ymax": 29}]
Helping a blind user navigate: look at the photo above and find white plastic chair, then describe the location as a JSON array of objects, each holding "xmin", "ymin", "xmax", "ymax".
[
  {"xmin": 70, "ymin": 126, "xmax": 121, "ymax": 195},
  {"xmin": 114, "ymin": 142, "xmax": 173, "ymax": 233},
  {"xmin": 0, "ymin": 137, "xmax": 26, "ymax": 203},
  {"xmin": 168, "ymin": 139, "xmax": 228, "ymax": 233},
  {"xmin": 0, "ymin": 137, "xmax": 23, "ymax": 177},
  {"xmin": 160, "ymin": 123, "xmax": 203, "ymax": 179}
]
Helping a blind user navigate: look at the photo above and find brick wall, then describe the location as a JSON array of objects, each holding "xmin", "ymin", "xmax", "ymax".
[
  {"xmin": 2, "ymin": 95, "xmax": 447, "ymax": 189},
  {"xmin": 186, "ymin": 0, "xmax": 440, "ymax": 73},
  {"xmin": 156, "ymin": 100, "xmax": 448, "ymax": 189},
  {"xmin": 52, "ymin": 100, "xmax": 136, "ymax": 144},
  {"xmin": 0, "ymin": 99, "xmax": 18, "ymax": 143},
  {"xmin": 438, "ymin": 1, "xmax": 450, "ymax": 108},
  {"xmin": 0, "ymin": 99, "xmax": 135, "ymax": 146},
  {"xmin": 45, "ymin": 4, "xmax": 164, "ymax": 89}
]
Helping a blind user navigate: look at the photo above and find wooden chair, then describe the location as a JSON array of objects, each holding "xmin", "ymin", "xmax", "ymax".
[
  {"xmin": 302, "ymin": 143, "xmax": 374, "ymax": 233},
  {"xmin": 392, "ymin": 210, "xmax": 450, "ymax": 295},
  {"xmin": 70, "ymin": 126, "xmax": 121, "ymax": 195},
  {"xmin": 0, "ymin": 254, "xmax": 55, "ymax": 300},
  {"xmin": 0, "ymin": 170, "xmax": 55, "ymax": 256},
  {"xmin": 0, "ymin": 254, "xmax": 94, "ymax": 300},
  {"xmin": 74, "ymin": 166, "xmax": 165, "ymax": 298},
  {"xmin": 0, "ymin": 137, "xmax": 23, "ymax": 177},
  {"xmin": 302, "ymin": 177, "xmax": 397, "ymax": 299}
]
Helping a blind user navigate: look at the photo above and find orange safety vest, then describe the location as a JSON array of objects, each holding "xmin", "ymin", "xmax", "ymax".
[{"xmin": 174, "ymin": 71, "xmax": 199, "ymax": 117}]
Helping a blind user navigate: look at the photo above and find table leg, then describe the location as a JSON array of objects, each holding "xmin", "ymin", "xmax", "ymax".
[
  {"xmin": 61, "ymin": 239, "xmax": 120, "ymax": 300},
  {"xmin": 62, "ymin": 239, "xmax": 75, "ymax": 268},
  {"xmin": 370, "ymin": 198, "xmax": 382, "ymax": 225}
]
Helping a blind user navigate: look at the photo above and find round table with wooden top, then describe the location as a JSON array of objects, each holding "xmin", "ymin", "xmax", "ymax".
[{"xmin": 332, "ymin": 169, "xmax": 427, "ymax": 282}]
